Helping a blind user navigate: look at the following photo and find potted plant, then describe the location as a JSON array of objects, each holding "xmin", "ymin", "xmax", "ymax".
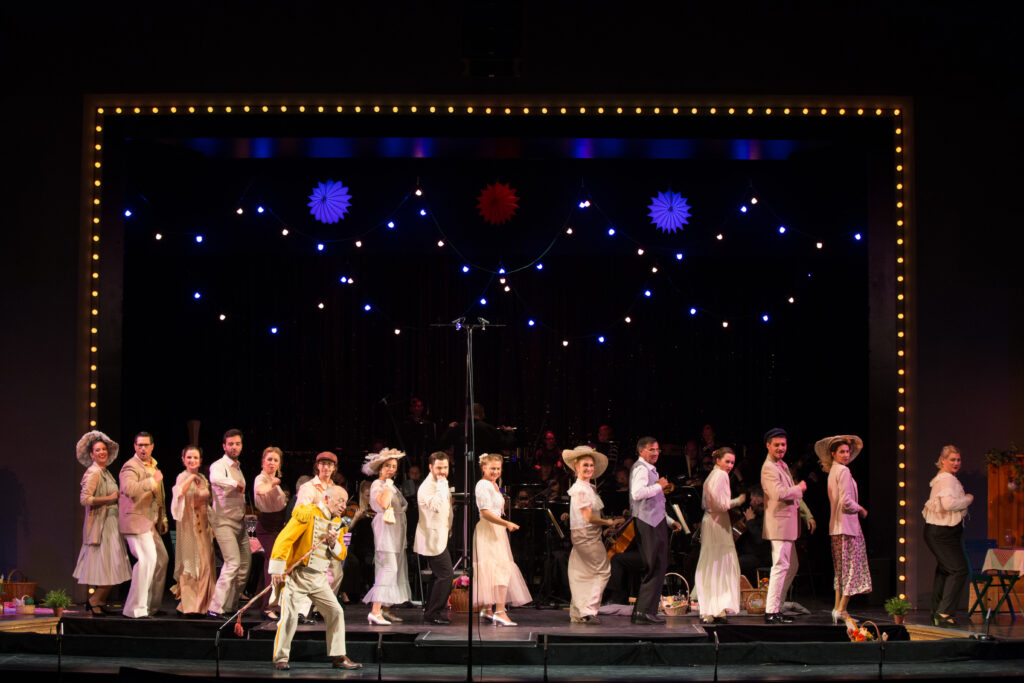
[
  {"xmin": 42, "ymin": 589, "xmax": 72, "ymax": 618},
  {"xmin": 883, "ymin": 596, "xmax": 912, "ymax": 625}
]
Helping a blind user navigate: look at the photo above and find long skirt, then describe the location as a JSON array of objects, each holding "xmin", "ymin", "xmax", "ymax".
[
  {"xmin": 568, "ymin": 526, "xmax": 611, "ymax": 619},
  {"xmin": 831, "ymin": 534, "xmax": 872, "ymax": 596},
  {"xmin": 472, "ymin": 519, "xmax": 532, "ymax": 607},
  {"xmin": 694, "ymin": 512, "xmax": 740, "ymax": 617},
  {"xmin": 362, "ymin": 549, "xmax": 411, "ymax": 606},
  {"xmin": 73, "ymin": 513, "xmax": 132, "ymax": 586}
]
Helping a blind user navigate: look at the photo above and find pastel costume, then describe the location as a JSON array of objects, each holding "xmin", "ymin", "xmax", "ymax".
[
  {"xmin": 922, "ymin": 471, "xmax": 972, "ymax": 617},
  {"xmin": 170, "ymin": 471, "xmax": 217, "ymax": 614},
  {"xmin": 694, "ymin": 468, "xmax": 743, "ymax": 617},
  {"xmin": 760, "ymin": 456, "xmax": 810, "ymax": 614},
  {"xmin": 254, "ymin": 472, "xmax": 289, "ymax": 610},
  {"xmin": 119, "ymin": 454, "xmax": 169, "ymax": 618},
  {"xmin": 73, "ymin": 464, "xmax": 132, "ymax": 586},
  {"xmin": 827, "ymin": 463, "xmax": 871, "ymax": 597},
  {"xmin": 362, "ymin": 479, "xmax": 411, "ymax": 606},
  {"xmin": 566, "ymin": 480, "xmax": 611, "ymax": 620},
  {"xmin": 472, "ymin": 479, "xmax": 531, "ymax": 607},
  {"xmin": 415, "ymin": 474, "xmax": 455, "ymax": 620},
  {"xmin": 269, "ymin": 503, "xmax": 349, "ymax": 665},
  {"xmin": 208, "ymin": 454, "xmax": 251, "ymax": 615}
]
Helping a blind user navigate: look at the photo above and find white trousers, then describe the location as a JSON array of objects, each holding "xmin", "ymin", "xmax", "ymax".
[
  {"xmin": 766, "ymin": 539, "xmax": 798, "ymax": 614},
  {"xmin": 293, "ymin": 557, "xmax": 343, "ymax": 615},
  {"xmin": 123, "ymin": 529, "xmax": 169, "ymax": 618},
  {"xmin": 209, "ymin": 522, "xmax": 251, "ymax": 614},
  {"xmin": 273, "ymin": 566, "xmax": 347, "ymax": 663}
]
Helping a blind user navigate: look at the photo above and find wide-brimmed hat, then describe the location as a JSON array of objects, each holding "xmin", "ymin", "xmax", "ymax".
[
  {"xmin": 361, "ymin": 447, "xmax": 405, "ymax": 475},
  {"xmin": 814, "ymin": 435, "xmax": 864, "ymax": 468},
  {"xmin": 562, "ymin": 445, "xmax": 608, "ymax": 479},
  {"xmin": 76, "ymin": 430, "xmax": 119, "ymax": 468}
]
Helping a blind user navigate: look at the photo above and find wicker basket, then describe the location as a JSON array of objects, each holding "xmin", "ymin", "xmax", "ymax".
[
  {"xmin": 661, "ymin": 572, "xmax": 691, "ymax": 615},
  {"xmin": 1, "ymin": 569, "xmax": 37, "ymax": 604},
  {"xmin": 448, "ymin": 587, "xmax": 471, "ymax": 613},
  {"xmin": 739, "ymin": 574, "xmax": 767, "ymax": 614}
]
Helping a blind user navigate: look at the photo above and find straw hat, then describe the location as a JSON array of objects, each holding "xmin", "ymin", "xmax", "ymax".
[
  {"xmin": 814, "ymin": 434, "xmax": 864, "ymax": 469},
  {"xmin": 75, "ymin": 430, "xmax": 120, "ymax": 468},
  {"xmin": 361, "ymin": 447, "xmax": 405, "ymax": 475},
  {"xmin": 561, "ymin": 445, "xmax": 608, "ymax": 479}
]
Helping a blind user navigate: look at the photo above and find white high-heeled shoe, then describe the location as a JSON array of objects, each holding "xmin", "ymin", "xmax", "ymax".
[
  {"xmin": 367, "ymin": 612, "xmax": 391, "ymax": 626},
  {"xmin": 492, "ymin": 610, "xmax": 516, "ymax": 627},
  {"xmin": 479, "ymin": 609, "xmax": 493, "ymax": 622}
]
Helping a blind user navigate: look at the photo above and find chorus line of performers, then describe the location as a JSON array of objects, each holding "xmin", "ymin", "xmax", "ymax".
[{"xmin": 71, "ymin": 425, "xmax": 975, "ymax": 670}]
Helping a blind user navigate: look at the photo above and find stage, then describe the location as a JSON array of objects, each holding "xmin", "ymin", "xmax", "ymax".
[{"xmin": 2, "ymin": 601, "xmax": 1023, "ymax": 681}]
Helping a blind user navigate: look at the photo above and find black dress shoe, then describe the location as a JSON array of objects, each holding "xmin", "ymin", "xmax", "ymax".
[
  {"xmin": 631, "ymin": 613, "xmax": 665, "ymax": 625},
  {"xmin": 764, "ymin": 612, "xmax": 794, "ymax": 624},
  {"xmin": 297, "ymin": 613, "xmax": 315, "ymax": 625},
  {"xmin": 429, "ymin": 615, "xmax": 451, "ymax": 625},
  {"xmin": 149, "ymin": 610, "xmax": 167, "ymax": 617}
]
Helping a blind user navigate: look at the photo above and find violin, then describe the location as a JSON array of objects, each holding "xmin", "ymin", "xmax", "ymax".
[{"xmin": 605, "ymin": 515, "xmax": 636, "ymax": 558}]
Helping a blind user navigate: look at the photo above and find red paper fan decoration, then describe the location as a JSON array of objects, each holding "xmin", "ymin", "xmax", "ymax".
[{"xmin": 476, "ymin": 182, "xmax": 520, "ymax": 225}]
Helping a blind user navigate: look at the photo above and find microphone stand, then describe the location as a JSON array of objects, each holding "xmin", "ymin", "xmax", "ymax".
[{"xmin": 431, "ymin": 316, "xmax": 504, "ymax": 682}]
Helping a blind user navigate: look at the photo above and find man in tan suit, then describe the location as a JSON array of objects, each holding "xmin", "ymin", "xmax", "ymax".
[
  {"xmin": 119, "ymin": 431, "xmax": 169, "ymax": 618},
  {"xmin": 759, "ymin": 427, "xmax": 814, "ymax": 624},
  {"xmin": 415, "ymin": 451, "xmax": 455, "ymax": 625}
]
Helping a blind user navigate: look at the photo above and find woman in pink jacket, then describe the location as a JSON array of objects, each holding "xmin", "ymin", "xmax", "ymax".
[{"xmin": 815, "ymin": 435, "xmax": 870, "ymax": 624}]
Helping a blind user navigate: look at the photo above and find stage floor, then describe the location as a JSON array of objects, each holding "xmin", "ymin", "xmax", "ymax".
[{"xmin": 2, "ymin": 600, "xmax": 1023, "ymax": 681}]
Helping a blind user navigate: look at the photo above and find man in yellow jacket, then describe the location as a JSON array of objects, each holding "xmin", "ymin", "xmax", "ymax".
[{"xmin": 269, "ymin": 485, "xmax": 361, "ymax": 671}]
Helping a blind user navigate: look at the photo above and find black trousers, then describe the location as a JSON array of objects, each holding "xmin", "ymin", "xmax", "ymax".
[
  {"xmin": 421, "ymin": 549, "xmax": 454, "ymax": 618},
  {"xmin": 923, "ymin": 523, "xmax": 968, "ymax": 616},
  {"xmin": 634, "ymin": 518, "xmax": 669, "ymax": 616}
]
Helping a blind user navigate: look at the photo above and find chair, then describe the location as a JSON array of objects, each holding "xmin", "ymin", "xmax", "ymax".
[{"xmin": 965, "ymin": 538, "xmax": 1019, "ymax": 620}]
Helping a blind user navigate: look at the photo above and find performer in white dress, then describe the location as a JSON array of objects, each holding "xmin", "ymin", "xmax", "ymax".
[
  {"xmin": 564, "ymin": 446, "xmax": 623, "ymax": 624},
  {"xmin": 473, "ymin": 453, "xmax": 531, "ymax": 626},
  {"xmin": 361, "ymin": 448, "xmax": 411, "ymax": 625},
  {"xmin": 695, "ymin": 447, "xmax": 746, "ymax": 624}
]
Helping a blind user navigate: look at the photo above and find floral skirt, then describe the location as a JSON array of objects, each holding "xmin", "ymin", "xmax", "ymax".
[{"xmin": 831, "ymin": 534, "xmax": 872, "ymax": 596}]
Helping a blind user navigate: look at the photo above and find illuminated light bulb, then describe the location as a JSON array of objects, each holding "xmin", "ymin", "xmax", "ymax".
[
  {"xmin": 653, "ymin": 107, "xmax": 660, "ymax": 114},
  {"xmin": 625, "ymin": 316, "xmax": 632, "ymax": 324},
  {"xmin": 134, "ymin": 107, "xmax": 141, "ymax": 114},
  {"xmin": 899, "ymin": 500, "xmax": 906, "ymax": 506},
  {"xmin": 317, "ymin": 302, "xmax": 325, "ymax": 310},
  {"xmin": 816, "ymin": 242, "xmax": 823, "ymax": 249},
  {"xmin": 898, "ymin": 369, "xmax": 905, "ymax": 375},
  {"xmin": 821, "ymin": 108, "xmax": 827, "ymax": 115},
  {"xmin": 90, "ymin": 383, "xmax": 96, "ymax": 389},
  {"xmin": 91, "ymin": 327, "xmax": 98, "ymax": 334},
  {"xmin": 428, "ymin": 106, "xmax": 435, "ymax": 113},
  {"xmin": 566, "ymin": 227, "xmax": 573, "ymax": 235},
  {"xmin": 437, "ymin": 240, "xmax": 445, "ymax": 247},
  {"xmin": 466, "ymin": 106, "xmax": 473, "ymax": 114},
  {"xmin": 317, "ymin": 105, "xmax": 324, "ymax": 113},
  {"xmin": 716, "ymin": 233, "xmax": 724, "ymax": 241},
  {"xmin": 783, "ymin": 107, "xmax": 791, "ymax": 115},
  {"xmin": 899, "ymin": 519, "xmax": 906, "ymax": 525},
  {"xmin": 261, "ymin": 105, "xmax": 268, "ymax": 112},
  {"xmin": 236, "ymin": 207, "xmax": 243, "ymax": 215},
  {"xmin": 689, "ymin": 308, "xmax": 697, "ymax": 316},
  {"xmin": 542, "ymin": 107, "xmax": 548, "ymax": 114},
  {"xmin": 317, "ymin": 243, "xmax": 325, "ymax": 252},
  {"xmin": 485, "ymin": 107, "xmax": 492, "ymax": 114},
  {"xmin": 897, "ymin": 183, "xmax": 903, "ymax": 190},
  {"xmin": 94, "ymin": 161, "xmax": 101, "ymax": 168},
  {"xmin": 728, "ymin": 107, "xmax": 735, "ymax": 115},
  {"xmin": 691, "ymin": 107, "xmax": 698, "ymax": 114},
  {"xmin": 415, "ymin": 188, "xmax": 423, "ymax": 197},
  {"xmin": 195, "ymin": 235, "xmax": 203, "ymax": 243},
  {"xmin": 124, "ymin": 209, "xmax": 132, "ymax": 218},
  {"xmin": 89, "ymin": 420, "xmax": 97, "ymax": 427},
  {"xmin": 897, "ymin": 313, "xmax": 905, "ymax": 319},
  {"xmin": 617, "ymin": 107, "xmax": 623, "ymax": 114},
  {"xmin": 94, "ymin": 199, "xmax": 100, "ymax": 205},
  {"xmin": 876, "ymin": 108, "xmax": 883, "ymax": 115},
  {"xmin": 788, "ymin": 297, "xmax": 795, "ymax": 304},
  {"xmin": 637, "ymin": 248, "xmax": 644, "ymax": 256},
  {"xmin": 750, "ymin": 197, "xmax": 758, "ymax": 205},
  {"xmin": 92, "ymin": 272, "xmax": 98, "ymax": 279},
  {"xmin": 898, "ymin": 350, "xmax": 905, "ymax": 357},
  {"xmin": 281, "ymin": 228, "xmax": 289, "ymax": 236},
  {"xmin": 257, "ymin": 206, "xmax": 265, "ymax": 214},
  {"xmin": 92, "ymin": 291, "xmax": 98, "ymax": 297},
  {"xmin": 189, "ymin": 106, "xmax": 196, "ymax": 113},
  {"xmin": 461, "ymin": 265, "xmax": 470, "ymax": 273},
  {"xmin": 898, "ymin": 425, "xmax": 906, "ymax": 431},
  {"xmin": 536, "ymin": 263, "xmax": 544, "ymax": 270},
  {"xmin": 895, "ymin": 128, "xmax": 902, "ymax": 135},
  {"xmin": 650, "ymin": 266, "xmax": 659, "ymax": 274},
  {"xmin": 219, "ymin": 314, "xmax": 226, "ymax": 321},
  {"xmin": 339, "ymin": 276, "xmax": 348, "ymax": 283},
  {"xmin": 193, "ymin": 292, "xmax": 201, "ymax": 300},
  {"xmin": 224, "ymin": 106, "xmax": 232, "ymax": 113},
  {"xmin": 899, "ymin": 556, "xmax": 906, "ymax": 562},
  {"xmin": 419, "ymin": 208, "xmax": 427, "ymax": 216},
  {"xmin": 90, "ymin": 346, "xmax": 97, "ymax": 353},
  {"xmin": 91, "ymin": 309, "xmax": 98, "ymax": 315},
  {"xmin": 499, "ymin": 278, "xmax": 506, "ymax": 285},
  {"xmin": 498, "ymin": 268, "xmax": 506, "ymax": 275},
  {"xmin": 95, "ymin": 143, "xmax": 102, "ymax": 150},
  {"xmin": 504, "ymin": 108, "xmax": 511, "ymax": 114},
  {"xmin": 394, "ymin": 328, "xmax": 401, "ymax": 335},
  {"xmin": 479, "ymin": 298, "xmax": 487, "ymax": 305},
  {"xmin": 643, "ymin": 290, "xmax": 652, "ymax": 298},
  {"xmin": 504, "ymin": 285, "xmax": 510, "ymax": 292},
  {"xmin": 897, "ymin": 331, "xmax": 905, "ymax": 338},
  {"xmin": 802, "ymin": 108, "xmax": 809, "ymax": 115},
  {"xmin": 355, "ymin": 240, "xmax": 363, "ymax": 248},
  {"xmin": 363, "ymin": 304, "xmax": 372, "ymax": 312},
  {"xmin": 709, "ymin": 107, "xmax": 716, "ymax": 114},
  {"xmin": 528, "ymin": 319, "xmax": 535, "ymax": 327},
  {"xmin": 897, "ymin": 238, "xmax": 904, "ymax": 245},
  {"xmin": 560, "ymin": 107, "xmax": 567, "ymax": 114},
  {"xmin": 523, "ymin": 107, "xmax": 529, "ymax": 114},
  {"xmin": 747, "ymin": 107, "xmax": 753, "ymax": 114},
  {"xmin": 855, "ymin": 233, "xmax": 862, "ymax": 241},
  {"xmin": 676, "ymin": 253, "xmax": 684, "ymax": 260},
  {"xmin": 448, "ymin": 106, "xmax": 454, "ymax": 113},
  {"xmin": 97, "ymin": 107, "xmax": 105, "ymax": 114},
  {"xmin": 600, "ymin": 107, "xmax": 606, "ymax": 114},
  {"xmin": 607, "ymin": 227, "xmax": 616, "ymax": 236},
  {"xmin": 242, "ymin": 105, "xmax": 249, "ymax": 112},
  {"xmin": 92, "ymin": 253, "xmax": 99, "ymax": 261},
  {"xmin": 896, "ymin": 146, "xmax": 903, "ymax": 154},
  {"xmin": 897, "ymin": 257, "xmax": 904, "ymax": 264},
  {"xmin": 635, "ymin": 107, "xmax": 642, "ymax": 114},
  {"xmin": 839, "ymin": 108, "xmax": 846, "ymax": 115},
  {"xmin": 393, "ymin": 106, "xmax": 399, "ymax": 113},
  {"xmin": 722, "ymin": 321, "xmax": 729, "ymax": 328},
  {"xmin": 94, "ymin": 179, "xmax": 101, "ymax": 187},
  {"xmin": 387, "ymin": 221, "xmax": 395, "ymax": 229},
  {"xmin": 898, "ymin": 387, "xmax": 905, "ymax": 394},
  {"xmin": 90, "ymin": 401, "xmax": 96, "ymax": 408},
  {"xmin": 347, "ymin": 278, "xmax": 354, "ymax": 285},
  {"xmin": 354, "ymin": 106, "xmax": 361, "ymax": 113},
  {"xmin": 270, "ymin": 326, "xmax": 278, "ymax": 334},
  {"xmin": 562, "ymin": 340, "xmax": 569, "ymax": 347},
  {"xmin": 598, "ymin": 336, "xmax": 605, "ymax": 343},
  {"xmin": 740, "ymin": 206, "xmax": 748, "ymax": 213},
  {"xmin": 762, "ymin": 314, "xmax": 769, "ymax": 322},
  {"xmin": 778, "ymin": 226, "xmax": 786, "ymax": 234},
  {"xmin": 90, "ymin": 364, "xmax": 97, "ymax": 371}
]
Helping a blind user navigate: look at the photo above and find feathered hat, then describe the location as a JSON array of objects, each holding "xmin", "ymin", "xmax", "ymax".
[{"xmin": 361, "ymin": 447, "xmax": 406, "ymax": 475}]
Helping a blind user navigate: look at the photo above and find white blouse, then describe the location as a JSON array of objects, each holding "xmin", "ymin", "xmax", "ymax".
[
  {"xmin": 567, "ymin": 480, "xmax": 604, "ymax": 531},
  {"xmin": 254, "ymin": 472, "xmax": 287, "ymax": 513},
  {"xmin": 475, "ymin": 478, "xmax": 505, "ymax": 516},
  {"xmin": 923, "ymin": 471, "xmax": 971, "ymax": 526}
]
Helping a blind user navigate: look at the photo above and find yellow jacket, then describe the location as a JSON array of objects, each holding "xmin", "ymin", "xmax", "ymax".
[{"xmin": 267, "ymin": 503, "xmax": 347, "ymax": 576}]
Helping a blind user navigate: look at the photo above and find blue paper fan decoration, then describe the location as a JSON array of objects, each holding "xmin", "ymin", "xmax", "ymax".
[
  {"xmin": 308, "ymin": 180, "xmax": 352, "ymax": 224},
  {"xmin": 647, "ymin": 190, "xmax": 691, "ymax": 234}
]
